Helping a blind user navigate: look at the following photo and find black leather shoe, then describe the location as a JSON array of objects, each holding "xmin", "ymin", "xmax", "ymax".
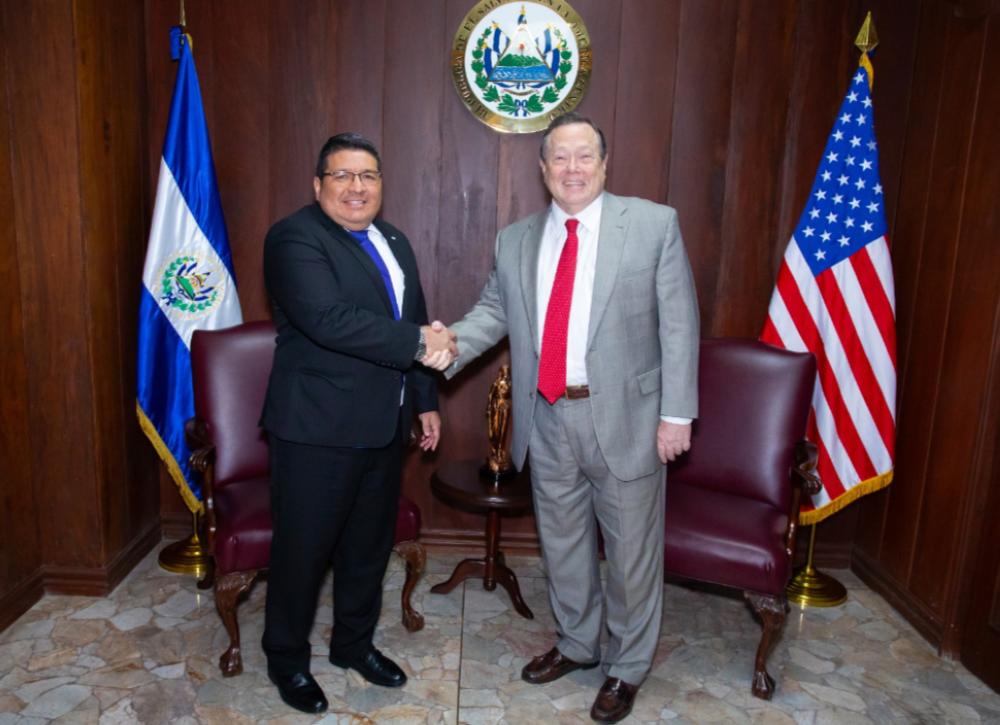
[
  {"xmin": 329, "ymin": 647, "xmax": 407, "ymax": 688},
  {"xmin": 267, "ymin": 669, "xmax": 329, "ymax": 714}
]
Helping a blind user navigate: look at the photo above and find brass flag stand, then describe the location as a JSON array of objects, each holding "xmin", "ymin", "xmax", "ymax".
[
  {"xmin": 159, "ymin": 511, "xmax": 209, "ymax": 576},
  {"xmin": 786, "ymin": 525, "xmax": 847, "ymax": 607},
  {"xmin": 787, "ymin": 13, "xmax": 879, "ymax": 609}
]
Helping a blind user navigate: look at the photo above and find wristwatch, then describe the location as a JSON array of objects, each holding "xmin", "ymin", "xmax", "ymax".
[{"xmin": 414, "ymin": 328, "xmax": 427, "ymax": 360}]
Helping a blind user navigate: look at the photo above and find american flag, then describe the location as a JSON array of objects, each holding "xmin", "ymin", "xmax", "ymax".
[{"xmin": 761, "ymin": 61, "xmax": 896, "ymax": 525}]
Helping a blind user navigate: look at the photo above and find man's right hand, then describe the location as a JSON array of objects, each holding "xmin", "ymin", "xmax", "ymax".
[{"xmin": 420, "ymin": 321, "xmax": 458, "ymax": 371}]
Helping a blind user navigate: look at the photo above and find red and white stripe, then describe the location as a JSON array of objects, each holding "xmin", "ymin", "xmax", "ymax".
[{"xmin": 762, "ymin": 234, "xmax": 896, "ymax": 518}]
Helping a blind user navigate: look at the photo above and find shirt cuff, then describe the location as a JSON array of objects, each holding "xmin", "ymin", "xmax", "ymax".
[{"xmin": 660, "ymin": 416, "xmax": 692, "ymax": 425}]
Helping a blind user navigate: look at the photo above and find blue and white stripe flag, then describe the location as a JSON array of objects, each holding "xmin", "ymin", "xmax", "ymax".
[{"xmin": 137, "ymin": 28, "xmax": 242, "ymax": 513}]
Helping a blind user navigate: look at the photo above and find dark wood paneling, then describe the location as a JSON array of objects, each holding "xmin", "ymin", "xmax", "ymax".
[
  {"xmin": 335, "ymin": 0, "xmax": 387, "ymax": 146},
  {"xmin": 907, "ymin": 9, "xmax": 991, "ymax": 618},
  {"xmin": 0, "ymin": 1, "xmax": 41, "ymax": 609},
  {"xmin": 666, "ymin": 0, "xmax": 738, "ymax": 334},
  {"xmin": 267, "ymin": 0, "xmax": 333, "ymax": 224},
  {"xmin": 5, "ymin": 0, "xmax": 101, "ymax": 569},
  {"xmin": 609, "ymin": 0, "xmax": 680, "ymax": 204},
  {"xmin": 853, "ymin": 0, "xmax": 1000, "ymax": 662},
  {"xmin": 212, "ymin": 0, "xmax": 271, "ymax": 322},
  {"xmin": 75, "ymin": 0, "xmax": 158, "ymax": 560},
  {"xmin": 0, "ymin": 0, "xmax": 161, "ymax": 636},
  {"xmin": 712, "ymin": 0, "xmax": 798, "ymax": 337}
]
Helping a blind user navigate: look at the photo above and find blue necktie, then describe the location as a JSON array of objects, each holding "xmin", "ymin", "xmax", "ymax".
[{"xmin": 348, "ymin": 229, "xmax": 400, "ymax": 320}]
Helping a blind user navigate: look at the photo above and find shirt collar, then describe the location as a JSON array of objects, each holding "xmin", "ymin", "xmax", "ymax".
[{"xmin": 549, "ymin": 194, "xmax": 604, "ymax": 234}]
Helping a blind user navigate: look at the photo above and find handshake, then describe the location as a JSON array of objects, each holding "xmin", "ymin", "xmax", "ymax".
[{"xmin": 419, "ymin": 321, "xmax": 458, "ymax": 371}]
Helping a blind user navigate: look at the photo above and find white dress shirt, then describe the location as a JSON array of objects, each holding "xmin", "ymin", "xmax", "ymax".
[
  {"xmin": 536, "ymin": 198, "xmax": 602, "ymax": 386},
  {"xmin": 535, "ymin": 198, "xmax": 690, "ymax": 425},
  {"xmin": 363, "ymin": 224, "xmax": 405, "ymax": 314},
  {"xmin": 362, "ymin": 224, "xmax": 406, "ymax": 405}
]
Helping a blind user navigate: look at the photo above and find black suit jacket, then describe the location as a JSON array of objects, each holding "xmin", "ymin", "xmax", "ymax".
[{"xmin": 260, "ymin": 202, "xmax": 438, "ymax": 448}]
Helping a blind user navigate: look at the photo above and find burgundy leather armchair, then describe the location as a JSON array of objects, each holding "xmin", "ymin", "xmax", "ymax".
[
  {"xmin": 664, "ymin": 338, "xmax": 821, "ymax": 699},
  {"xmin": 186, "ymin": 320, "xmax": 426, "ymax": 677}
]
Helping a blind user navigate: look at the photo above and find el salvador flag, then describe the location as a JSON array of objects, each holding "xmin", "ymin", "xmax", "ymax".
[{"xmin": 136, "ymin": 28, "xmax": 242, "ymax": 513}]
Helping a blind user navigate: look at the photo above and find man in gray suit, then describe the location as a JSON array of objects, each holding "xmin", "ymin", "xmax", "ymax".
[{"xmin": 444, "ymin": 112, "xmax": 699, "ymax": 723}]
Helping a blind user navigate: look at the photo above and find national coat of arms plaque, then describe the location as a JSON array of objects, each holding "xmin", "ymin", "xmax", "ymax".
[{"xmin": 452, "ymin": 1, "xmax": 592, "ymax": 133}]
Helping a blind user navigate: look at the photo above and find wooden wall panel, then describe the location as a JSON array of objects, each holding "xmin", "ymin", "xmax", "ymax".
[
  {"xmin": 212, "ymin": 0, "xmax": 271, "ymax": 323},
  {"xmin": 267, "ymin": 0, "xmax": 334, "ymax": 225},
  {"xmin": 667, "ymin": 0, "xmax": 738, "ymax": 334},
  {"xmin": 906, "ymin": 10, "xmax": 990, "ymax": 616},
  {"xmin": 609, "ymin": 0, "xmax": 680, "ymax": 203},
  {"xmin": 852, "ymin": 0, "xmax": 1000, "ymax": 658},
  {"xmin": 335, "ymin": 0, "xmax": 387, "ymax": 145},
  {"xmin": 712, "ymin": 0, "xmax": 799, "ymax": 337},
  {"xmin": 0, "ymin": 0, "xmax": 160, "ymax": 628},
  {"xmin": 0, "ymin": 3, "xmax": 43, "ymax": 625},
  {"xmin": 5, "ymin": 0, "xmax": 101, "ymax": 569}
]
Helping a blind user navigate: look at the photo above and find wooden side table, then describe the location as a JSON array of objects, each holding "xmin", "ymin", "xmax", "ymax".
[{"xmin": 429, "ymin": 459, "xmax": 534, "ymax": 619}]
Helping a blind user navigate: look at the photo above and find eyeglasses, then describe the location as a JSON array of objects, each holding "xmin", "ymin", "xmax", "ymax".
[{"xmin": 321, "ymin": 170, "xmax": 382, "ymax": 186}]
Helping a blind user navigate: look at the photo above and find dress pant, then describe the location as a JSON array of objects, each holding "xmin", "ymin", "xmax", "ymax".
[
  {"xmin": 528, "ymin": 395, "xmax": 665, "ymax": 686},
  {"xmin": 262, "ymin": 421, "xmax": 402, "ymax": 676}
]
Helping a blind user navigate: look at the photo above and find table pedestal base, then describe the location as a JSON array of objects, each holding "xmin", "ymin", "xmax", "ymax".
[{"xmin": 430, "ymin": 510, "xmax": 534, "ymax": 619}]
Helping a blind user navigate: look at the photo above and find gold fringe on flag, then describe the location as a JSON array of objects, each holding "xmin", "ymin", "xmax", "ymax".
[
  {"xmin": 136, "ymin": 401, "xmax": 204, "ymax": 515},
  {"xmin": 799, "ymin": 469, "xmax": 893, "ymax": 526}
]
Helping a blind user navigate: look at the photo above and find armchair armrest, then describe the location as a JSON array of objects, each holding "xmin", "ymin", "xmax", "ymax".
[
  {"xmin": 791, "ymin": 440, "xmax": 823, "ymax": 497},
  {"xmin": 785, "ymin": 440, "xmax": 824, "ymax": 557},
  {"xmin": 185, "ymin": 417, "xmax": 217, "ymax": 554}
]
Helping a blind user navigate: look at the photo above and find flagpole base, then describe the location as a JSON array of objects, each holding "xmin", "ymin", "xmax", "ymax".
[
  {"xmin": 158, "ymin": 521, "xmax": 209, "ymax": 577},
  {"xmin": 786, "ymin": 564, "xmax": 847, "ymax": 607}
]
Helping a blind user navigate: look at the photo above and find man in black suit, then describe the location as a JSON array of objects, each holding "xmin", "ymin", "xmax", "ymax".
[{"xmin": 260, "ymin": 133, "xmax": 457, "ymax": 714}]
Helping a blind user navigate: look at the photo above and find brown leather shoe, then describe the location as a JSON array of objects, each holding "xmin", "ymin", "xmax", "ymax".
[
  {"xmin": 590, "ymin": 677, "xmax": 638, "ymax": 723},
  {"xmin": 521, "ymin": 646, "xmax": 599, "ymax": 684}
]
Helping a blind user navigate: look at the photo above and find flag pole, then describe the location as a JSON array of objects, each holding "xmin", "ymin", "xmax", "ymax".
[
  {"xmin": 785, "ymin": 13, "xmax": 879, "ymax": 608},
  {"xmin": 147, "ymin": 19, "xmax": 212, "ymax": 578}
]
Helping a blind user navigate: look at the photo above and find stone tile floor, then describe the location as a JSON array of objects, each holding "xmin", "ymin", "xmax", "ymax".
[{"xmin": 1, "ymin": 542, "xmax": 999, "ymax": 724}]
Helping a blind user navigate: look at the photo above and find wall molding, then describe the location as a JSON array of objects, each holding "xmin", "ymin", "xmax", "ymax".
[
  {"xmin": 0, "ymin": 569, "xmax": 44, "ymax": 634},
  {"xmin": 42, "ymin": 519, "xmax": 162, "ymax": 597}
]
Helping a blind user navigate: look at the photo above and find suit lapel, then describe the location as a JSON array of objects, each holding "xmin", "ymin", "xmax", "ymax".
[
  {"xmin": 519, "ymin": 213, "xmax": 545, "ymax": 355},
  {"xmin": 588, "ymin": 192, "xmax": 628, "ymax": 349}
]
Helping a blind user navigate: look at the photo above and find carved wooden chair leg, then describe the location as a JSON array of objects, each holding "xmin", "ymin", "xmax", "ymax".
[
  {"xmin": 393, "ymin": 541, "xmax": 426, "ymax": 632},
  {"xmin": 215, "ymin": 570, "xmax": 258, "ymax": 677},
  {"xmin": 744, "ymin": 591, "xmax": 789, "ymax": 700},
  {"xmin": 197, "ymin": 556, "xmax": 216, "ymax": 591}
]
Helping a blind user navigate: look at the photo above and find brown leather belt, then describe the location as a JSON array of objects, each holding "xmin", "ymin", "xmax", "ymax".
[{"xmin": 563, "ymin": 385, "xmax": 590, "ymax": 400}]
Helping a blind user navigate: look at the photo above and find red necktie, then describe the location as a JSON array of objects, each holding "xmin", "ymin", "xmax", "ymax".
[{"xmin": 538, "ymin": 218, "xmax": 580, "ymax": 404}]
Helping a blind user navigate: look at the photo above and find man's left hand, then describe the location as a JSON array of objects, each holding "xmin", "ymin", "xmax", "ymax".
[
  {"xmin": 657, "ymin": 421, "xmax": 691, "ymax": 463},
  {"xmin": 418, "ymin": 411, "xmax": 442, "ymax": 451}
]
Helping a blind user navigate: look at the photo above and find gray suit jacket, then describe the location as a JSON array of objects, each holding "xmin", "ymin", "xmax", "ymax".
[{"xmin": 447, "ymin": 192, "xmax": 700, "ymax": 482}]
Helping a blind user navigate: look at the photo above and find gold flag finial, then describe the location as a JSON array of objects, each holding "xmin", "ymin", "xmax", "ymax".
[
  {"xmin": 855, "ymin": 12, "xmax": 877, "ymax": 91},
  {"xmin": 855, "ymin": 12, "xmax": 878, "ymax": 54},
  {"xmin": 180, "ymin": 0, "xmax": 186, "ymax": 29}
]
